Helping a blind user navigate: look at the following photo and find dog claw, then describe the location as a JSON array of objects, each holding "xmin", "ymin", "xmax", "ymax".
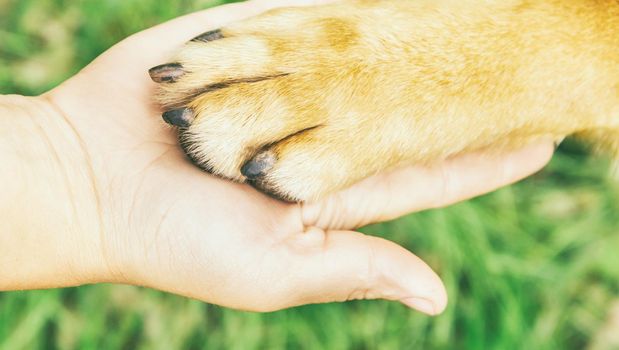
[
  {"xmin": 242, "ymin": 151, "xmax": 277, "ymax": 179},
  {"xmin": 162, "ymin": 108, "xmax": 194, "ymax": 127},
  {"xmin": 191, "ymin": 29, "xmax": 224, "ymax": 43},
  {"xmin": 149, "ymin": 63, "xmax": 184, "ymax": 83}
]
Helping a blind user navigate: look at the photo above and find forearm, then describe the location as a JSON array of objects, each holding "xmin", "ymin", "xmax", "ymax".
[{"xmin": 0, "ymin": 94, "xmax": 107, "ymax": 290}]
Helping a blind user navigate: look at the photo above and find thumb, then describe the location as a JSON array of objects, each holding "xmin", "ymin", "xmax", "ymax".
[{"xmin": 279, "ymin": 228, "xmax": 447, "ymax": 315}]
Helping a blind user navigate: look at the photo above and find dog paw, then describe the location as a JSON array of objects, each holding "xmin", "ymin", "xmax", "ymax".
[
  {"xmin": 149, "ymin": 1, "xmax": 606, "ymax": 201},
  {"xmin": 150, "ymin": 3, "xmax": 425, "ymax": 201}
]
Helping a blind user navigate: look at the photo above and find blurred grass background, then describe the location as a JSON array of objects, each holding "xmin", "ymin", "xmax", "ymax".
[{"xmin": 2, "ymin": 0, "xmax": 619, "ymax": 348}]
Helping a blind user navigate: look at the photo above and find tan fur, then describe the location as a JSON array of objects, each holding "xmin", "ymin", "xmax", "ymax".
[{"xmin": 154, "ymin": 0, "xmax": 619, "ymax": 201}]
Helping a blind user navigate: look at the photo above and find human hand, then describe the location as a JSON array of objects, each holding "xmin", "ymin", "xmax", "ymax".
[{"xmin": 0, "ymin": 0, "xmax": 553, "ymax": 313}]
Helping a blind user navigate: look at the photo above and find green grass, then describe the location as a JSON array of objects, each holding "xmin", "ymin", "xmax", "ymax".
[{"xmin": 2, "ymin": 0, "xmax": 619, "ymax": 349}]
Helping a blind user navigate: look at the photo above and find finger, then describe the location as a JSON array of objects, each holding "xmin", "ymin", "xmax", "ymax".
[
  {"xmin": 271, "ymin": 228, "xmax": 447, "ymax": 314},
  {"xmin": 303, "ymin": 140, "xmax": 554, "ymax": 230}
]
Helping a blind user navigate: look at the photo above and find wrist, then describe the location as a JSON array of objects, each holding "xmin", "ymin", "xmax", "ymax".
[{"xmin": 0, "ymin": 94, "xmax": 109, "ymax": 289}]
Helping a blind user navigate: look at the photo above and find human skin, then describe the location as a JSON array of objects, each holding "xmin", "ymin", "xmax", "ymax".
[{"xmin": 0, "ymin": 0, "xmax": 553, "ymax": 314}]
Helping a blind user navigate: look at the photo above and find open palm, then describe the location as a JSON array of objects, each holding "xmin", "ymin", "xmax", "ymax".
[{"xmin": 42, "ymin": 0, "xmax": 553, "ymax": 313}]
